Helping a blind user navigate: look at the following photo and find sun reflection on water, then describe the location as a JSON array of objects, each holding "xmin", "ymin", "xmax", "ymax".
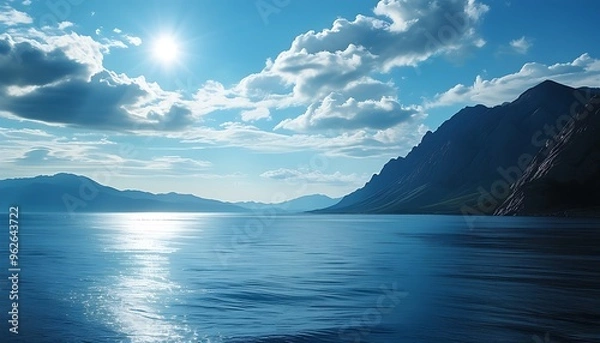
[{"xmin": 91, "ymin": 213, "xmax": 198, "ymax": 342}]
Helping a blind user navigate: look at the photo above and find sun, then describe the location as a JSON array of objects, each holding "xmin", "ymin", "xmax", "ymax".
[{"xmin": 152, "ymin": 35, "xmax": 179, "ymax": 64}]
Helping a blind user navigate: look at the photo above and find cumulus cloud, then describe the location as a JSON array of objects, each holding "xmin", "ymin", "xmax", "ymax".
[
  {"xmin": 3, "ymin": 73, "xmax": 144, "ymax": 128},
  {"xmin": 58, "ymin": 21, "xmax": 74, "ymax": 30},
  {"xmin": 509, "ymin": 36, "xmax": 532, "ymax": 54},
  {"xmin": 284, "ymin": 0, "xmax": 488, "ymax": 69},
  {"xmin": 0, "ymin": 0, "xmax": 490, "ymax": 159},
  {"xmin": 0, "ymin": 6, "xmax": 32, "ymax": 26},
  {"xmin": 146, "ymin": 104, "xmax": 195, "ymax": 130},
  {"xmin": 196, "ymin": 0, "xmax": 490, "ymax": 134},
  {"xmin": 191, "ymin": 80, "xmax": 256, "ymax": 116},
  {"xmin": 5, "ymin": 29, "xmax": 108, "ymax": 76},
  {"xmin": 428, "ymin": 53, "xmax": 600, "ymax": 107},
  {"xmin": 0, "ymin": 37, "xmax": 88, "ymax": 86},
  {"xmin": 276, "ymin": 93, "xmax": 418, "ymax": 131},
  {"xmin": 0, "ymin": 32, "xmax": 196, "ymax": 131},
  {"xmin": 1, "ymin": 0, "xmax": 489, "ymax": 141}
]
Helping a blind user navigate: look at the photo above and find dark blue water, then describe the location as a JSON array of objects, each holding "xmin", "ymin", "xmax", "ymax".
[{"xmin": 1, "ymin": 213, "xmax": 599, "ymax": 342}]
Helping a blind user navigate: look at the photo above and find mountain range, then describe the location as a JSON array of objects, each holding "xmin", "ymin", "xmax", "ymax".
[
  {"xmin": 2, "ymin": 80, "xmax": 599, "ymax": 216},
  {"xmin": 322, "ymin": 80, "xmax": 600, "ymax": 216},
  {"xmin": 235, "ymin": 194, "xmax": 341, "ymax": 213},
  {"xmin": 0, "ymin": 173, "xmax": 339, "ymax": 213},
  {"xmin": 0, "ymin": 173, "xmax": 248, "ymax": 213}
]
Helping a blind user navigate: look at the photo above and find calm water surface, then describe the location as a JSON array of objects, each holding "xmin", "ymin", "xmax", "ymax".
[{"xmin": 1, "ymin": 213, "xmax": 599, "ymax": 342}]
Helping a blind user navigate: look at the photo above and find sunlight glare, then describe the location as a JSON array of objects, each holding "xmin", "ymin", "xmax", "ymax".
[{"xmin": 152, "ymin": 35, "xmax": 179, "ymax": 64}]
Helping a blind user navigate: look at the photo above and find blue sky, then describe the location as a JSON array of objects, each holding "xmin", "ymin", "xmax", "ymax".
[{"xmin": 1, "ymin": 0, "xmax": 600, "ymax": 202}]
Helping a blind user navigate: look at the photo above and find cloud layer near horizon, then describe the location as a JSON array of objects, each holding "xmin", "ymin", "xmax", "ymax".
[{"xmin": 429, "ymin": 53, "xmax": 600, "ymax": 107}]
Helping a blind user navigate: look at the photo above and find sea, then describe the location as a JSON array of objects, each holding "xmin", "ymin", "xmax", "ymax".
[{"xmin": 0, "ymin": 213, "xmax": 599, "ymax": 342}]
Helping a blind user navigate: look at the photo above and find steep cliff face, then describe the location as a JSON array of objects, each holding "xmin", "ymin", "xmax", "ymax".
[
  {"xmin": 323, "ymin": 80, "xmax": 600, "ymax": 214},
  {"xmin": 495, "ymin": 95, "xmax": 600, "ymax": 216}
]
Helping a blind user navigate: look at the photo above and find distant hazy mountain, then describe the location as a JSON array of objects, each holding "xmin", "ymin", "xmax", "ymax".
[
  {"xmin": 0, "ymin": 173, "xmax": 248, "ymax": 213},
  {"xmin": 322, "ymin": 80, "xmax": 600, "ymax": 215},
  {"xmin": 235, "ymin": 194, "xmax": 341, "ymax": 212}
]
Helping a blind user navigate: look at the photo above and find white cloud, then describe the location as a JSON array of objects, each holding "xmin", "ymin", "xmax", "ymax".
[
  {"xmin": 276, "ymin": 93, "xmax": 419, "ymax": 131},
  {"xmin": 0, "ymin": 125, "xmax": 218, "ymax": 178},
  {"xmin": 374, "ymin": 122, "xmax": 429, "ymax": 145},
  {"xmin": 144, "ymin": 156, "xmax": 212, "ymax": 172},
  {"xmin": 58, "ymin": 21, "xmax": 74, "ymax": 30},
  {"xmin": 0, "ymin": 6, "xmax": 33, "ymax": 26},
  {"xmin": 4, "ymin": 28, "xmax": 113, "ymax": 77},
  {"xmin": 0, "ymin": 31, "xmax": 200, "ymax": 131},
  {"xmin": 0, "ymin": 0, "xmax": 491, "ymax": 161},
  {"xmin": 241, "ymin": 107, "xmax": 271, "ymax": 122},
  {"xmin": 102, "ymin": 38, "xmax": 128, "ymax": 49},
  {"xmin": 184, "ymin": 0, "xmax": 490, "ymax": 135},
  {"xmin": 173, "ymin": 120, "xmax": 424, "ymax": 159},
  {"xmin": 428, "ymin": 53, "xmax": 600, "ymax": 108},
  {"xmin": 260, "ymin": 168, "xmax": 367, "ymax": 186},
  {"xmin": 0, "ymin": 129, "xmax": 116, "ymax": 169},
  {"xmin": 22, "ymin": 0, "xmax": 32, "ymax": 5},
  {"xmin": 43, "ymin": 33, "xmax": 107, "ymax": 76},
  {"xmin": 474, "ymin": 38, "xmax": 486, "ymax": 48},
  {"xmin": 510, "ymin": 36, "xmax": 532, "ymax": 54},
  {"xmin": 190, "ymin": 80, "xmax": 256, "ymax": 116},
  {"xmin": 103, "ymin": 28, "xmax": 142, "ymax": 47},
  {"xmin": 124, "ymin": 35, "xmax": 142, "ymax": 46}
]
